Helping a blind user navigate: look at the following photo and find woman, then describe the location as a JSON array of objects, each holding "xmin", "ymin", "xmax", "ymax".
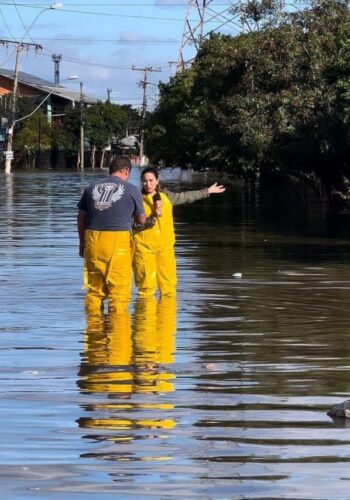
[{"xmin": 133, "ymin": 167, "xmax": 225, "ymax": 298}]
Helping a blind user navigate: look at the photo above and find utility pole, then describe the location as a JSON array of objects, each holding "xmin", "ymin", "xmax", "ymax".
[
  {"xmin": 107, "ymin": 88, "xmax": 112, "ymax": 102},
  {"xmin": 79, "ymin": 81, "xmax": 85, "ymax": 170},
  {"xmin": 52, "ymin": 54, "xmax": 62, "ymax": 84},
  {"xmin": 132, "ymin": 66, "xmax": 161, "ymax": 166},
  {"xmin": 2, "ymin": 39, "xmax": 42, "ymax": 173}
]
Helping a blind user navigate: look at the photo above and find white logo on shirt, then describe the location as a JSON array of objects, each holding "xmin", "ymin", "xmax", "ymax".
[{"xmin": 92, "ymin": 183, "xmax": 125, "ymax": 211}]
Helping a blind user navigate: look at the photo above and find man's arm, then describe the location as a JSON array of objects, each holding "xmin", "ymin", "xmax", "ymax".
[
  {"xmin": 77, "ymin": 209, "xmax": 86, "ymax": 258},
  {"xmin": 134, "ymin": 212, "xmax": 146, "ymax": 225},
  {"xmin": 132, "ymin": 214, "xmax": 156, "ymax": 231}
]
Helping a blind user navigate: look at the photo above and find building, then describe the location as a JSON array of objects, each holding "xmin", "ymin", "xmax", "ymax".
[
  {"xmin": 0, "ymin": 68, "xmax": 96, "ymax": 122},
  {"xmin": 0, "ymin": 69, "xmax": 96, "ymax": 168}
]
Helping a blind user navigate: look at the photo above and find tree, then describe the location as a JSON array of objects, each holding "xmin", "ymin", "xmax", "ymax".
[
  {"xmin": 54, "ymin": 101, "xmax": 129, "ymax": 169},
  {"xmin": 85, "ymin": 101, "xmax": 128, "ymax": 168},
  {"xmin": 14, "ymin": 110, "xmax": 52, "ymax": 167},
  {"xmin": 145, "ymin": 0, "xmax": 350, "ymax": 207},
  {"xmin": 145, "ymin": 69, "xmax": 198, "ymax": 167}
]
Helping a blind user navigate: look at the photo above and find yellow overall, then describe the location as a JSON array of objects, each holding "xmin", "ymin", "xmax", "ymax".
[
  {"xmin": 133, "ymin": 192, "xmax": 177, "ymax": 298},
  {"xmin": 84, "ymin": 229, "xmax": 134, "ymax": 314}
]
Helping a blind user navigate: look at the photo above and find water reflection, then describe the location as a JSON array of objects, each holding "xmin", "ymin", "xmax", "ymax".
[{"xmin": 77, "ymin": 297, "xmax": 177, "ymax": 457}]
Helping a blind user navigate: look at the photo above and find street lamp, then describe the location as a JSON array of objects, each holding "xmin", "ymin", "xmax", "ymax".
[
  {"xmin": 4, "ymin": 2, "xmax": 65, "ymax": 174},
  {"xmin": 4, "ymin": 75, "xmax": 78, "ymax": 173}
]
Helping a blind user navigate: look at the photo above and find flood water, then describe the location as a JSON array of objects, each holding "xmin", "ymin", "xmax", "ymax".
[{"xmin": 1, "ymin": 168, "xmax": 350, "ymax": 499}]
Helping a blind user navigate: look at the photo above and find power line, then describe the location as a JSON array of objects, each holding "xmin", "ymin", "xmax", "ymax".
[
  {"xmin": 0, "ymin": 2, "xmax": 233, "ymax": 5},
  {"xmin": 0, "ymin": 7, "xmax": 17, "ymax": 40},
  {"xmin": 39, "ymin": 50, "xmax": 141, "ymax": 70},
  {"xmin": 0, "ymin": 33, "xmax": 173, "ymax": 72},
  {"xmin": 12, "ymin": 0, "xmax": 38, "ymax": 46},
  {"xmin": 4, "ymin": 36, "xmax": 179, "ymax": 43},
  {"xmin": 0, "ymin": 3, "xmax": 186, "ymax": 21},
  {"xmin": 40, "ymin": 49, "xmax": 169, "ymax": 71}
]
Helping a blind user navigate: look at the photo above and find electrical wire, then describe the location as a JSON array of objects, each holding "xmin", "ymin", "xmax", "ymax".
[
  {"xmin": 0, "ymin": 2, "xmax": 232, "ymax": 5},
  {"xmin": 39, "ymin": 48, "xmax": 170, "ymax": 70},
  {"xmin": 13, "ymin": 0, "xmax": 37, "ymax": 44},
  {"xmin": 5, "ymin": 36, "xmax": 179, "ymax": 43},
  {"xmin": 0, "ymin": 0, "xmax": 218, "ymax": 105},
  {"xmin": 0, "ymin": 3, "xmax": 24, "ymax": 67},
  {"xmin": 0, "ymin": 5, "xmax": 55, "ymax": 67},
  {"xmin": 0, "ymin": 3, "xmax": 187, "ymax": 21},
  {"xmin": 0, "ymin": 7, "xmax": 17, "ymax": 40}
]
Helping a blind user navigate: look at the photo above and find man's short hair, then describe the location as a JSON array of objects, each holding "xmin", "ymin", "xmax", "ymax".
[{"xmin": 109, "ymin": 156, "xmax": 132, "ymax": 174}]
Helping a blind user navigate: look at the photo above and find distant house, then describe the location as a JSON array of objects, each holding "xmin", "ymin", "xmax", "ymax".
[
  {"xmin": 120, "ymin": 134, "xmax": 138, "ymax": 149},
  {"xmin": 0, "ymin": 69, "xmax": 96, "ymax": 121}
]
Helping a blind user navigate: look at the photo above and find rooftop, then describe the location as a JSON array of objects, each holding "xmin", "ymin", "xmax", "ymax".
[{"xmin": 0, "ymin": 69, "xmax": 96, "ymax": 104}]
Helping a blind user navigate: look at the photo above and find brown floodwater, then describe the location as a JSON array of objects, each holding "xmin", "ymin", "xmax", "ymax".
[{"xmin": 1, "ymin": 168, "xmax": 350, "ymax": 499}]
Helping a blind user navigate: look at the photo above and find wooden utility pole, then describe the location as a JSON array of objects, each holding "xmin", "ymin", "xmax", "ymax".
[
  {"xmin": 1, "ymin": 39, "xmax": 42, "ymax": 173},
  {"xmin": 132, "ymin": 66, "xmax": 161, "ymax": 166}
]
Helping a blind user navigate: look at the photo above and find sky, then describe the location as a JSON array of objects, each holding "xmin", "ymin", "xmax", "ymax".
[{"xmin": 0, "ymin": 1, "xmax": 241, "ymax": 110}]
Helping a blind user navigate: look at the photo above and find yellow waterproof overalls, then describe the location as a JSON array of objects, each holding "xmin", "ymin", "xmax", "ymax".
[
  {"xmin": 133, "ymin": 192, "xmax": 177, "ymax": 298},
  {"xmin": 84, "ymin": 230, "xmax": 134, "ymax": 314}
]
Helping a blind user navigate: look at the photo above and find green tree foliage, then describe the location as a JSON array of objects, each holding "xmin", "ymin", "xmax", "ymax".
[
  {"xmin": 85, "ymin": 101, "xmax": 128, "ymax": 150},
  {"xmin": 231, "ymin": 0, "xmax": 285, "ymax": 30},
  {"xmin": 58, "ymin": 107, "xmax": 80, "ymax": 154},
  {"xmin": 7, "ymin": 97, "xmax": 132, "ymax": 168},
  {"xmin": 145, "ymin": 0, "xmax": 350, "ymax": 204},
  {"xmin": 54, "ymin": 101, "xmax": 129, "ymax": 157},
  {"xmin": 14, "ymin": 110, "xmax": 51, "ymax": 153},
  {"xmin": 120, "ymin": 104, "xmax": 141, "ymax": 135},
  {"xmin": 145, "ymin": 70, "xmax": 197, "ymax": 167}
]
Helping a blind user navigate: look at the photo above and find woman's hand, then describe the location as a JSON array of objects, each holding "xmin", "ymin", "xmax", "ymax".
[
  {"xmin": 207, "ymin": 182, "xmax": 225, "ymax": 194},
  {"xmin": 153, "ymin": 192, "xmax": 162, "ymax": 217},
  {"xmin": 153, "ymin": 200, "xmax": 162, "ymax": 217}
]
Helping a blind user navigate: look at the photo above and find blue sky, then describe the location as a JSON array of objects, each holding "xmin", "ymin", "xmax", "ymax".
[{"xmin": 0, "ymin": 1, "xmax": 241, "ymax": 110}]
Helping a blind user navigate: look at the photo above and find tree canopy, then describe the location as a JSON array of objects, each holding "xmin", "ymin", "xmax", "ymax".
[
  {"xmin": 12, "ymin": 99, "xmax": 132, "ymax": 160},
  {"xmin": 145, "ymin": 0, "xmax": 350, "ymax": 205}
]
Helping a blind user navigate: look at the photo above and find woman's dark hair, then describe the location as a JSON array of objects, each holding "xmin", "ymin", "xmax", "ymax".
[
  {"xmin": 141, "ymin": 166, "xmax": 159, "ymax": 180},
  {"xmin": 141, "ymin": 167, "xmax": 160, "ymax": 194}
]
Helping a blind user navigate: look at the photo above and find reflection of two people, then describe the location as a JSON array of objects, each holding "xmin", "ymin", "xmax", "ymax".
[{"xmin": 77, "ymin": 296, "xmax": 176, "ymax": 432}]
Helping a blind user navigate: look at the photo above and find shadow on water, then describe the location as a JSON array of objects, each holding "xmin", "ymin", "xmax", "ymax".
[{"xmin": 2, "ymin": 169, "xmax": 350, "ymax": 498}]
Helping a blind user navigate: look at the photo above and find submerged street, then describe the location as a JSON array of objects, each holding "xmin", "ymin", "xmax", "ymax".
[{"xmin": 1, "ymin": 169, "xmax": 350, "ymax": 499}]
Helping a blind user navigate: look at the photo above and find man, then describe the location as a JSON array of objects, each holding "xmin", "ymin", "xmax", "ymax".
[{"xmin": 77, "ymin": 156, "xmax": 146, "ymax": 313}]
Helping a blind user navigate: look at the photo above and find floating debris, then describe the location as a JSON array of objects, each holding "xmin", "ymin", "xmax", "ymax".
[{"xmin": 328, "ymin": 400, "xmax": 350, "ymax": 419}]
